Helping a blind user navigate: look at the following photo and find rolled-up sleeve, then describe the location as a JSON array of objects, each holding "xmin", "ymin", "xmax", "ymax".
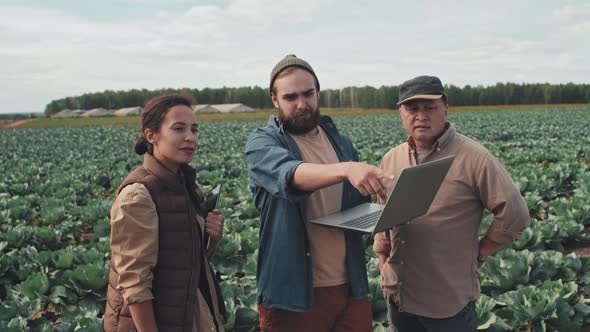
[
  {"xmin": 110, "ymin": 183, "xmax": 158, "ymax": 305},
  {"xmin": 477, "ymin": 153, "xmax": 530, "ymax": 244},
  {"xmin": 245, "ymin": 128, "xmax": 310, "ymax": 201},
  {"xmin": 373, "ymin": 231, "xmax": 391, "ymax": 255}
]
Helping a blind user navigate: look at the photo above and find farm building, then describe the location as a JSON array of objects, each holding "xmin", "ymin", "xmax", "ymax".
[
  {"xmin": 51, "ymin": 109, "xmax": 74, "ymax": 118},
  {"xmin": 51, "ymin": 109, "xmax": 85, "ymax": 118},
  {"xmin": 212, "ymin": 103, "xmax": 255, "ymax": 113},
  {"xmin": 193, "ymin": 103, "xmax": 255, "ymax": 114},
  {"xmin": 114, "ymin": 106, "xmax": 142, "ymax": 117},
  {"xmin": 193, "ymin": 104, "xmax": 219, "ymax": 114},
  {"xmin": 81, "ymin": 108, "xmax": 114, "ymax": 118}
]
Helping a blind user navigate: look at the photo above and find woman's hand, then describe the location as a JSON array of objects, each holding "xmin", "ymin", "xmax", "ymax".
[
  {"xmin": 129, "ymin": 300, "xmax": 158, "ymax": 332},
  {"xmin": 205, "ymin": 209, "xmax": 224, "ymax": 243}
]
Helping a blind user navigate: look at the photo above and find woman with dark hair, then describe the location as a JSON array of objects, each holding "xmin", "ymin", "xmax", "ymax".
[{"xmin": 104, "ymin": 93, "xmax": 225, "ymax": 332}]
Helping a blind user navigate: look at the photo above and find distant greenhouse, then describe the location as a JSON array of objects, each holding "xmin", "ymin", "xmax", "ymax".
[
  {"xmin": 114, "ymin": 107, "xmax": 142, "ymax": 117},
  {"xmin": 212, "ymin": 103, "xmax": 255, "ymax": 113},
  {"xmin": 80, "ymin": 108, "xmax": 114, "ymax": 118},
  {"xmin": 50, "ymin": 103, "xmax": 255, "ymax": 119},
  {"xmin": 193, "ymin": 104, "xmax": 218, "ymax": 114},
  {"xmin": 193, "ymin": 103, "xmax": 255, "ymax": 114},
  {"xmin": 51, "ymin": 109, "xmax": 85, "ymax": 118}
]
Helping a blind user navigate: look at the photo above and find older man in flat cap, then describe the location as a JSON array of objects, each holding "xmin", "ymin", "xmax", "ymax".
[{"xmin": 373, "ymin": 75, "xmax": 530, "ymax": 332}]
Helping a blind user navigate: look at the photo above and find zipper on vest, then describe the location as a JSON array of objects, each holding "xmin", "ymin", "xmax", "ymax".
[
  {"xmin": 184, "ymin": 192, "xmax": 198, "ymax": 331},
  {"xmin": 188, "ymin": 223, "xmax": 199, "ymax": 330}
]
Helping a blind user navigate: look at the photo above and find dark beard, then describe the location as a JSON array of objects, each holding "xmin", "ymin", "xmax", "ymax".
[{"xmin": 278, "ymin": 106, "xmax": 320, "ymax": 134}]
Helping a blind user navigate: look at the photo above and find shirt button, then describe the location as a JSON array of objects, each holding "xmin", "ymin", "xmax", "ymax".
[
  {"xmin": 398, "ymin": 282, "xmax": 403, "ymax": 286},
  {"xmin": 436, "ymin": 147, "xmax": 441, "ymax": 152},
  {"xmin": 400, "ymin": 261, "xmax": 405, "ymax": 265},
  {"xmin": 306, "ymin": 251, "xmax": 310, "ymax": 257},
  {"xmin": 401, "ymin": 240, "xmax": 406, "ymax": 244}
]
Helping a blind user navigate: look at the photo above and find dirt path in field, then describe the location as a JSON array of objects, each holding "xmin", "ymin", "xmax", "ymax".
[
  {"xmin": 0, "ymin": 119, "xmax": 33, "ymax": 128},
  {"xmin": 567, "ymin": 226, "xmax": 590, "ymax": 257},
  {"xmin": 571, "ymin": 247, "xmax": 590, "ymax": 256}
]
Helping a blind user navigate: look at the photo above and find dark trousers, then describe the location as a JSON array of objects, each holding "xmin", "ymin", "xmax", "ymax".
[{"xmin": 387, "ymin": 299, "xmax": 477, "ymax": 332}]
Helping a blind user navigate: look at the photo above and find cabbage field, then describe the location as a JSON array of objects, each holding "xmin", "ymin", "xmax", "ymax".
[{"xmin": 1, "ymin": 107, "xmax": 589, "ymax": 331}]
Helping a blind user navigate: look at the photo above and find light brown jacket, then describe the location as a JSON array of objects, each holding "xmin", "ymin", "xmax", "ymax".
[{"xmin": 373, "ymin": 123, "xmax": 529, "ymax": 318}]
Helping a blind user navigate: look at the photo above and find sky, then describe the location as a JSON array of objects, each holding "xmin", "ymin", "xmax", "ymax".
[{"xmin": 1, "ymin": 0, "xmax": 589, "ymax": 113}]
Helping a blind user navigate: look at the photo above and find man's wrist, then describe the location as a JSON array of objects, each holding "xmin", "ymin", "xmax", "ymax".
[{"xmin": 339, "ymin": 162, "xmax": 351, "ymax": 182}]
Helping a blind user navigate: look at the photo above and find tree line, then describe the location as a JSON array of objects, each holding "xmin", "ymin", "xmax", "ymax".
[{"xmin": 44, "ymin": 83, "xmax": 590, "ymax": 116}]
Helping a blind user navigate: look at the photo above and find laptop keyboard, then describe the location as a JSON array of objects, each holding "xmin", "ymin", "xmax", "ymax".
[{"xmin": 341, "ymin": 210, "xmax": 382, "ymax": 229}]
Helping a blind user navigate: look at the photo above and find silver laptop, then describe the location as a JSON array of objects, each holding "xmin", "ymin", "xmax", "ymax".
[{"xmin": 309, "ymin": 156, "xmax": 455, "ymax": 234}]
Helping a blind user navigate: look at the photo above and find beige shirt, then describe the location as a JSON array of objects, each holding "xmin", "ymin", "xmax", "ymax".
[
  {"xmin": 373, "ymin": 123, "xmax": 530, "ymax": 318},
  {"xmin": 415, "ymin": 147, "xmax": 432, "ymax": 164},
  {"xmin": 291, "ymin": 127, "xmax": 348, "ymax": 287},
  {"xmin": 110, "ymin": 183, "xmax": 223, "ymax": 332}
]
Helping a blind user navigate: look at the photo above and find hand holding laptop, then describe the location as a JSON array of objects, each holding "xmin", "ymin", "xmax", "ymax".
[
  {"xmin": 377, "ymin": 174, "xmax": 396, "ymax": 203},
  {"xmin": 310, "ymin": 156, "xmax": 455, "ymax": 234}
]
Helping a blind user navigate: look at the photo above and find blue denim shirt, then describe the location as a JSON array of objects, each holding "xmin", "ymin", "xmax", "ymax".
[{"xmin": 245, "ymin": 115, "xmax": 370, "ymax": 312}]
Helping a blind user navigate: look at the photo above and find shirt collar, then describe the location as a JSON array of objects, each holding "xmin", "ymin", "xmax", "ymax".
[
  {"xmin": 143, "ymin": 153, "xmax": 194, "ymax": 194},
  {"xmin": 407, "ymin": 122, "xmax": 455, "ymax": 152}
]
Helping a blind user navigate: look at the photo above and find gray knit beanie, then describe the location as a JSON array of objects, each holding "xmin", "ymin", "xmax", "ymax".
[{"xmin": 269, "ymin": 54, "xmax": 320, "ymax": 95}]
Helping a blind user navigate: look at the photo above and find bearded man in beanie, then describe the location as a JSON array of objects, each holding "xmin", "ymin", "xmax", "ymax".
[
  {"xmin": 245, "ymin": 55, "xmax": 391, "ymax": 331},
  {"xmin": 373, "ymin": 75, "xmax": 530, "ymax": 332}
]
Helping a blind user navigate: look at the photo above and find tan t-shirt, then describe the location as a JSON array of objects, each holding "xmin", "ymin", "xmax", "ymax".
[{"xmin": 291, "ymin": 127, "xmax": 348, "ymax": 287}]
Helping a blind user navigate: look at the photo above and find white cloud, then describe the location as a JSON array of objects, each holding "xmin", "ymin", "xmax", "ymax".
[
  {"xmin": 0, "ymin": 0, "xmax": 335, "ymax": 112},
  {"xmin": 315, "ymin": 33, "xmax": 588, "ymax": 88},
  {"xmin": 0, "ymin": 0, "xmax": 588, "ymax": 113},
  {"xmin": 551, "ymin": 3, "xmax": 590, "ymax": 36},
  {"xmin": 552, "ymin": 3, "xmax": 590, "ymax": 24}
]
